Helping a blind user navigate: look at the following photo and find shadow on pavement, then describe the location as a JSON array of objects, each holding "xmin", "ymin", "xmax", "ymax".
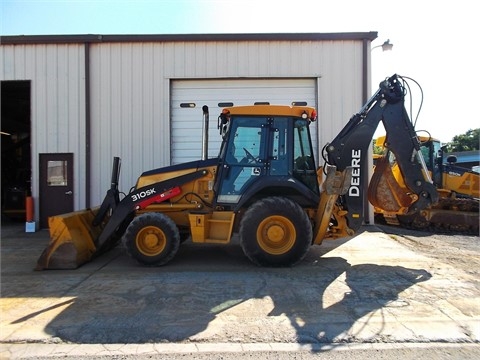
[{"xmin": 1, "ymin": 223, "xmax": 431, "ymax": 344}]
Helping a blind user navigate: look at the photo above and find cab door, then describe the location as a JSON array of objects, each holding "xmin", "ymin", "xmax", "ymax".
[{"xmin": 217, "ymin": 117, "xmax": 268, "ymax": 203}]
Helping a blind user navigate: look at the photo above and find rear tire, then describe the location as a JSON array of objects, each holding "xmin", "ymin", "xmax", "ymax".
[
  {"xmin": 123, "ymin": 213, "xmax": 180, "ymax": 266},
  {"xmin": 240, "ymin": 197, "xmax": 312, "ymax": 267}
]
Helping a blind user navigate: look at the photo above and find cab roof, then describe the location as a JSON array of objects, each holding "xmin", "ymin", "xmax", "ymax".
[{"xmin": 222, "ymin": 104, "xmax": 317, "ymax": 120}]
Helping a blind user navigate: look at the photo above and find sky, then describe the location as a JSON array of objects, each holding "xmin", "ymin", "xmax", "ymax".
[{"xmin": 1, "ymin": 0, "xmax": 478, "ymax": 143}]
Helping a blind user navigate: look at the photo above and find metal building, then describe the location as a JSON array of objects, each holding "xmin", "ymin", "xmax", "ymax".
[{"xmin": 0, "ymin": 32, "xmax": 377, "ymax": 227}]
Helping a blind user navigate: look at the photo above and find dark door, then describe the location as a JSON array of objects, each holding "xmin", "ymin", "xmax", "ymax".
[{"xmin": 39, "ymin": 153, "xmax": 74, "ymax": 228}]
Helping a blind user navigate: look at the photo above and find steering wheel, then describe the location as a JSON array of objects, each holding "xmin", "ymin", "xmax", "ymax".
[{"xmin": 243, "ymin": 148, "xmax": 256, "ymax": 162}]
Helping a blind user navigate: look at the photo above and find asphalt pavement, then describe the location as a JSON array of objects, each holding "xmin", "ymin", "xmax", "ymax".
[{"xmin": 0, "ymin": 221, "xmax": 479, "ymax": 359}]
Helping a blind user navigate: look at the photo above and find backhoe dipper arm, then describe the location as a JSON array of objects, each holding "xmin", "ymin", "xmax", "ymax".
[{"xmin": 324, "ymin": 74, "xmax": 438, "ymax": 231}]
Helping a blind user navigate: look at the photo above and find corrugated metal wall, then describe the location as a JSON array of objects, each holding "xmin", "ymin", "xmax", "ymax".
[
  {"xmin": 89, "ymin": 43, "xmax": 169, "ymax": 198},
  {"xmin": 0, "ymin": 44, "xmax": 86, "ymax": 216},
  {"xmin": 2, "ymin": 38, "xmax": 365, "ymax": 216},
  {"xmin": 89, "ymin": 40, "xmax": 364, "ymax": 203}
]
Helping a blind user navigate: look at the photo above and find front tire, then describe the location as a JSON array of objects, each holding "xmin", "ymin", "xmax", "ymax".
[
  {"xmin": 239, "ymin": 197, "xmax": 312, "ymax": 267},
  {"xmin": 123, "ymin": 213, "xmax": 180, "ymax": 266}
]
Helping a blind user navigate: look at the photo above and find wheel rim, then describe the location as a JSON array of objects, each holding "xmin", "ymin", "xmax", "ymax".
[
  {"xmin": 256, "ymin": 215, "xmax": 296, "ymax": 255},
  {"xmin": 136, "ymin": 226, "xmax": 167, "ymax": 256}
]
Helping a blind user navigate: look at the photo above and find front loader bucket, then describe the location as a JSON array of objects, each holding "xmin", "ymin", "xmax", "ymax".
[{"xmin": 36, "ymin": 208, "xmax": 103, "ymax": 270}]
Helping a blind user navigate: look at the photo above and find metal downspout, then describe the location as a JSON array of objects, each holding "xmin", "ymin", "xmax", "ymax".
[
  {"xmin": 362, "ymin": 38, "xmax": 373, "ymax": 225},
  {"xmin": 85, "ymin": 42, "xmax": 91, "ymax": 208}
]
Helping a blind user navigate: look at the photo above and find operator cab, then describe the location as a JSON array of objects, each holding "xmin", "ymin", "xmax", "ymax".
[{"xmin": 214, "ymin": 105, "xmax": 319, "ymax": 208}]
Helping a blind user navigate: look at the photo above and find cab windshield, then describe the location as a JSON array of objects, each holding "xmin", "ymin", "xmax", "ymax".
[{"xmin": 217, "ymin": 114, "xmax": 318, "ymax": 202}]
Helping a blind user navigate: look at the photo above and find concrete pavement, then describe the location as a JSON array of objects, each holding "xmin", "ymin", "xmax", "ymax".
[{"xmin": 1, "ymin": 222, "xmax": 479, "ymax": 359}]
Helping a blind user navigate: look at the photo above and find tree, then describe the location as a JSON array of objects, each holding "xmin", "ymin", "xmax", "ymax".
[
  {"xmin": 372, "ymin": 138, "xmax": 384, "ymax": 155},
  {"xmin": 445, "ymin": 128, "xmax": 480, "ymax": 152}
]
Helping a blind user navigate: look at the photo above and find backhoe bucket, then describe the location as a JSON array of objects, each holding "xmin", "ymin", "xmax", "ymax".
[
  {"xmin": 36, "ymin": 208, "xmax": 103, "ymax": 270},
  {"xmin": 367, "ymin": 155, "xmax": 415, "ymax": 214}
]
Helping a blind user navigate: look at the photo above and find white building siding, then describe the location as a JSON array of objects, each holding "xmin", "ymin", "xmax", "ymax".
[
  {"xmin": 88, "ymin": 40, "xmax": 364, "ymax": 202},
  {"xmin": 89, "ymin": 43, "xmax": 171, "ymax": 198},
  {"xmin": 1, "ymin": 35, "xmax": 371, "ymax": 218},
  {"xmin": 317, "ymin": 42, "xmax": 363, "ymax": 151},
  {"xmin": 0, "ymin": 44, "xmax": 86, "ymax": 216}
]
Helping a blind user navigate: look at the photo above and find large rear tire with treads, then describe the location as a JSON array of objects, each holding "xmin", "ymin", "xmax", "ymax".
[{"xmin": 240, "ymin": 197, "xmax": 312, "ymax": 267}]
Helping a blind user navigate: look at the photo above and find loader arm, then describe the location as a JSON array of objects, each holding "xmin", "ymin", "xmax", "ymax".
[
  {"xmin": 92, "ymin": 156, "xmax": 121, "ymax": 227},
  {"xmin": 324, "ymin": 74, "xmax": 439, "ymax": 232},
  {"xmin": 95, "ymin": 169, "xmax": 209, "ymax": 252},
  {"xmin": 37, "ymin": 168, "xmax": 208, "ymax": 269}
]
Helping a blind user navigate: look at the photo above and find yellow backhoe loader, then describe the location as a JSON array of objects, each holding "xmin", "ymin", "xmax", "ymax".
[
  {"xmin": 373, "ymin": 135, "xmax": 479, "ymax": 234},
  {"xmin": 37, "ymin": 74, "xmax": 440, "ymax": 270}
]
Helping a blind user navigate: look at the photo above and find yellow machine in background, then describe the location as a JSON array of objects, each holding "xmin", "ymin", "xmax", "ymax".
[{"xmin": 373, "ymin": 135, "xmax": 479, "ymax": 233}]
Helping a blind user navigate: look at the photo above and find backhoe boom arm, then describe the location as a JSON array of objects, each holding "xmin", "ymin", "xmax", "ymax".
[{"xmin": 324, "ymin": 74, "xmax": 438, "ymax": 231}]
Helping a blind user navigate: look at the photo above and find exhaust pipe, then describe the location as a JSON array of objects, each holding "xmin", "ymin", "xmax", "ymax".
[{"xmin": 202, "ymin": 105, "xmax": 209, "ymax": 160}]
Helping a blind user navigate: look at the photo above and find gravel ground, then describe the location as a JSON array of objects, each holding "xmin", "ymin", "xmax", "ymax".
[{"xmin": 377, "ymin": 224, "xmax": 480, "ymax": 278}]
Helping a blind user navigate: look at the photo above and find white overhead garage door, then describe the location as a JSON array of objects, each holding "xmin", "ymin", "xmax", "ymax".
[{"xmin": 171, "ymin": 79, "xmax": 317, "ymax": 165}]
